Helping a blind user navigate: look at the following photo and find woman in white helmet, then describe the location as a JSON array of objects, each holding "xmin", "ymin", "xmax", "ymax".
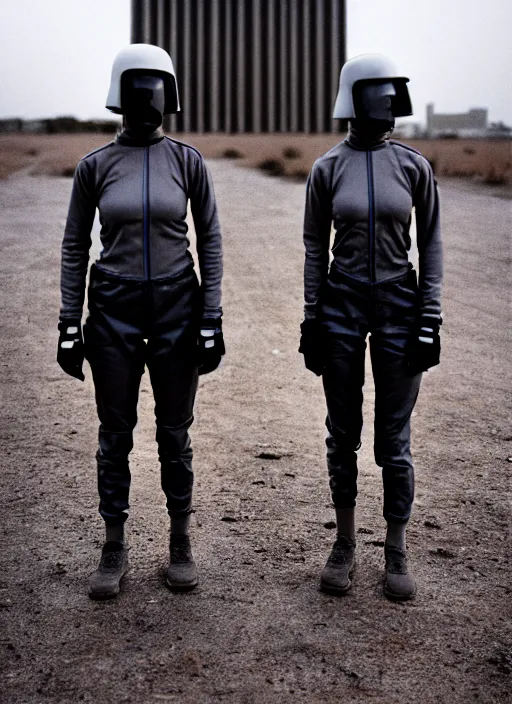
[
  {"xmin": 57, "ymin": 44, "xmax": 224, "ymax": 599},
  {"xmin": 299, "ymin": 54, "xmax": 443, "ymax": 600}
]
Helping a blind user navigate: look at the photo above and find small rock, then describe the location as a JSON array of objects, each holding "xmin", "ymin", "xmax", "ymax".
[
  {"xmin": 424, "ymin": 519, "xmax": 442, "ymax": 529},
  {"xmin": 284, "ymin": 473, "xmax": 295, "ymax": 478},
  {"xmin": 365, "ymin": 540, "xmax": 385, "ymax": 547},
  {"xmin": 221, "ymin": 516, "xmax": 238, "ymax": 523},
  {"xmin": 324, "ymin": 521, "xmax": 336, "ymax": 530},
  {"xmin": 257, "ymin": 452, "xmax": 282, "ymax": 460},
  {"xmin": 357, "ymin": 527, "xmax": 374, "ymax": 535},
  {"xmin": 252, "ymin": 480, "xmax": 265, "ymax": 485},
  {"xmin": 507, "ymin": 457, "xmax": 512, "ymax": 463},
  {"xmin": 430, "ymin": 547, "xmax": 456, "ymax": 559}
]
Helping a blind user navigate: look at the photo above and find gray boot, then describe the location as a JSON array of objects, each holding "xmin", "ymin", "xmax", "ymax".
[
  {"xmin": 384, "ymin": 545, "xmax": 417, "ymax": 601},
  {"xmin": 166, "ymin": 534, "xmax": 198, "ymax": 592},
  {"xmin": 320, "ymin": 536, "xmax": 356, "ymax": 595},
  {"xmin": 88, "ymin": 541, "xmax": 129, "ymax": 600}
]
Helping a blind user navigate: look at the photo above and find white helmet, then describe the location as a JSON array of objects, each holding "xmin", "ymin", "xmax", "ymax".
[
  {"xmin": 333, "ymin": 54, "xmax": 412, "ymax": 119},
  {"xmin": 106, "ymin": 44, "xmax": 180, "ymax": 115}
]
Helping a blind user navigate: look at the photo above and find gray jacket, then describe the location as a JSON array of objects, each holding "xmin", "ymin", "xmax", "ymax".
[
  {"xmin": 60, "ymin": 136, "xmax": 223, "ymax": 320},
  {"xmin": 303, "ymin": 133, "xmax": 443, "ymax": 319}
]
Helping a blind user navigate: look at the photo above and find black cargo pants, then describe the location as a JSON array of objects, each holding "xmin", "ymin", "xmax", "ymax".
[
  {"xmin": 83, "ymin": 264, "xmax": 201, "ymax": 525},
  {"xmin": 320, "ymin": 267, "xmax": 422, "ymax": 524}
]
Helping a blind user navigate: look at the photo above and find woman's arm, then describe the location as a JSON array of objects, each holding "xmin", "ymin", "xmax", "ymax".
[
  {"xmin": 303, "ymin": 162, "xmax": 332, "ymax": 319},
  {"xmin": 60, "ymin": 158, "xmax": 96, "ymax": 320},
  {"xmin": 190, "ymin": 155, "xmax": 223, "ymax": 318},
  {"xmin": 414, "ymin": 159, "xmax": 443, "ymax": 319}
]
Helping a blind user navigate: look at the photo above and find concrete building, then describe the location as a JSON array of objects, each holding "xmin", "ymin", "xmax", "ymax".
[
  {"xmin": 426, "ymin": 103, "xmax": 488, "ymax": 138},
  {"xmin": 131, "ymin": 0, "xmax": 346, "ymax": 133}
]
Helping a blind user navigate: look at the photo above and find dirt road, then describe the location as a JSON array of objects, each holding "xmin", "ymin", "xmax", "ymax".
[{"xmin": 0, "ymin": 158, "xmax": 510, "ymax": 703}]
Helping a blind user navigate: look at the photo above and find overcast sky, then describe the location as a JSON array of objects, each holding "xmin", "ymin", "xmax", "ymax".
[{"xmin": 0, "ymin": 0, "xmax": 510, "ymax": 126}]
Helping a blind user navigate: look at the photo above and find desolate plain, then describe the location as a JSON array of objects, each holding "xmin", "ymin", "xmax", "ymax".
[
  {"xmin": 0, "ymin": 132, "xmax": 510, "ymax": 184},
  {"xmin": 0, "ymin": 139, "xmax": 510, "ymax": 703}
]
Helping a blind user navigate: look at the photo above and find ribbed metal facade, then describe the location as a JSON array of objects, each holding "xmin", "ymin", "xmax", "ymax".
[{"xmin": 131, "ymin": 0, "xmax": 346, "ymax": 133}]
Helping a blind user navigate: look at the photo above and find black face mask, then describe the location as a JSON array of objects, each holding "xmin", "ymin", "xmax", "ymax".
[
  {"xmin": 352, "ymin": 81, "xmax": 396, "ymax": 135},
  {"xmin": 121, "ymin": 74, "xmax": 166, "ymax": 132}
]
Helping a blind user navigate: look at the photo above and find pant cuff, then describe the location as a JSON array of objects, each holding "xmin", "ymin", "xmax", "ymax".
[
  {"xmin": 168, "ymin": 507, "xmax": 194, "ymax": 518},
  {"xmin": 384, "ymin": 511, "xmax": 410, "ymax": 525},
  {"xmin": 332, "ymin": 499, "xmax": 357, "ymax": 509}
]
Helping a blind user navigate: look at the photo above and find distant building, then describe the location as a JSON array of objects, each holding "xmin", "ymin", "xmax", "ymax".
[
  {"xmin": 131, "ymin": 0, "xmax": 346, "ymax": 133},
  {"xmin": 426, "ymin": 103, "xmax": 488, "ymax": 138},
  {"xmin": 392, "ymin": 121, "xmax": 423, "ymax": 139},
  {"xmin": 0, "ymin": 119, "xmax": 23, "ymax": 133}
]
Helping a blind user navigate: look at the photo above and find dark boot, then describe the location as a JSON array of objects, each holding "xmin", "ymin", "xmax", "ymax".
[
  {"xmin": 320, "ymin": 537, "xmax": 356, "ymax": 595},
  {"xmin": 384, "ymin": 545, "xmax": 416, "ymax": 601},
  {"xmin": 88, "ymin": 541, "xmax": 129, "ymax": 600},
  {"xmin": 166, "ymin": 534, "xmax": 198, "ymax": 592}
]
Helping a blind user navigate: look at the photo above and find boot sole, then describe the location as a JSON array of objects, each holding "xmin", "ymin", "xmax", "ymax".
[
  {"xmin": 383, "ymin": 581, "xmax": 417, "ymax": 602},
  {"xmin": 165, "ymin": 577, "xmax": 198, "ymax": 592},
  {"xmin": 320, "ymin": 563, "xmax": 356, "ymax": 596},
  {"xmin": 88, "ymin": 565, "xmax": 129, "ymax": 601}
]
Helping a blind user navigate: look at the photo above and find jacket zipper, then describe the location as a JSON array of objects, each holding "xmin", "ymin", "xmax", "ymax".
[
  {"xmin": 366, "ymin": 150, "xmax": 376, "ymax": 284},
  {"xmin": 143, "ymin": 146, "xmax": 151, "ymax": 280}
]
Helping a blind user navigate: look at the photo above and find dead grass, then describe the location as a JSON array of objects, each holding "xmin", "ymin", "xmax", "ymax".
[{"xmin": 0, "ymin": 133, "xmax": 510, "ymax": 186}]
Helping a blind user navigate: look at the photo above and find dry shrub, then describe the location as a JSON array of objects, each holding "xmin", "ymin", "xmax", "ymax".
[
  {"xmin": 221, "ymin": 148, "xmax": 243, "ymax": 159},
  {"xmin": 484, "ymin": 167, "xmax": 507, "ymax": 186},
  {"xmin": 289, "ymin": 169, "xmax": 309, "ymax": 181},
  {"xmin": 283, "ymin": 146, "xmax": 302, "ymax": 159},
  {"xmin": 258, "ymin": 158, "xmax": 285, "ymax": 177}
]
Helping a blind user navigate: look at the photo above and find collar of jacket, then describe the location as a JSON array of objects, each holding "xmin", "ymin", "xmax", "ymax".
[
  {"xmin": 116, "ymin": 127, "xmax": 165, "ymax": 147},
  {"xmin": 344, "ymin": 126, "xmax": 389, "ymax": 151}
]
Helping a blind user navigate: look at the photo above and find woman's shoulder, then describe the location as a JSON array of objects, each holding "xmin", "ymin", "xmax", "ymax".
[
  {"xmin": 388, "ymin": 139, "xmax": 431, "ymax": 171},
  {"xmin": 79, "ymin": 141, "xmax": 117, "ymax": 165},
  {"xmin": 311, "ymin": 141, "xmax": 349, "ymax": 174},
  {"xmin": 163, "ymin": 136, "xmax": 204, "ymax": 162}
]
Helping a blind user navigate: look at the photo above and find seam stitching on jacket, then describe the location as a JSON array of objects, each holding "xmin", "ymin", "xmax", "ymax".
[
  {"xmin": 164, "ymin": 136, "xmax": 203, "ymax": 160},
  {"xmin": 79, "ymin": 142, "xmax": 116, "ymax": 163}
]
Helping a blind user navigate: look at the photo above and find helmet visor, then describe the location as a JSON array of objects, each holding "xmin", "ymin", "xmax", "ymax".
[{"xmin": 353, "ymin": 78, "xmax": 412, "ymax": 119}]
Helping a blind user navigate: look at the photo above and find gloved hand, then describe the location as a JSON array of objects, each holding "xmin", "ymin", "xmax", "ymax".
[
  {"xmin": 57, "ymin": 319, "xmax": 85, "ymax": 381},
  {"xmin": 198, "ymin": 317, "xmax": 225, "ymax": 375},
  {"xmin": 299, "ymin": 318, "xmax": 326, "ymax": 376},
  {"xmin": 406, "ymin": 314, "xmax": 442, "ymax": 375}
]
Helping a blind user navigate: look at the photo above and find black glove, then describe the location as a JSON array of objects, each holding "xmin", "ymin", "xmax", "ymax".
[
  {"xmin": 57, "ymin": 319, "xmax": 85, "ymax": 381},
  {"xmin": 299, "ymin": 318, "xmax": 326, "ymax": 376},
  {"xmin": 198, "ymin": 317, "xmax": 225, "ymax": 376},
  {"xmin": 406, "ymin": 314, "xmax": 442, "ymax": 375}
]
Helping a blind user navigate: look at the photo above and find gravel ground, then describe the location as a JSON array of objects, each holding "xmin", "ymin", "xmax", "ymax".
[{"xmin": 0, "ymin": 158, "xmax": 510, "ymax": 703}]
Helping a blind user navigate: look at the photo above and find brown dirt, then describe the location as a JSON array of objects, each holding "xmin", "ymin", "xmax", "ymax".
[{"xmin": 0, "ymin": 146, "xmax": 510, "ymax": 703}]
